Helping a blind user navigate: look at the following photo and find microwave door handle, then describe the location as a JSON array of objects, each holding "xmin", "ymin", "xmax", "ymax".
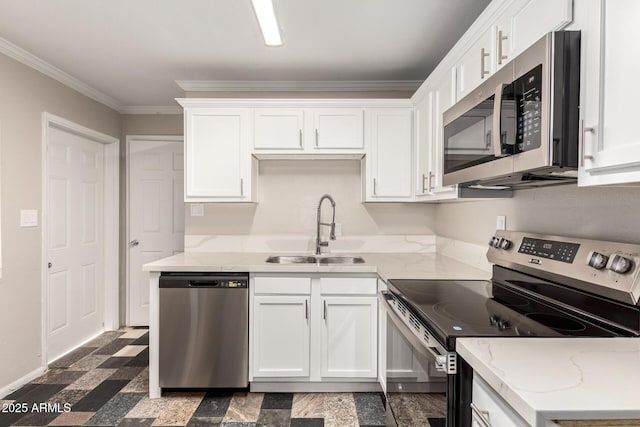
[{"xmin": 492, "ymin": 84, "xmax": 505, "ymax": 158}]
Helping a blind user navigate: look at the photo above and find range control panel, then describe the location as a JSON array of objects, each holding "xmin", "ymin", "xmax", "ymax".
[
  {"xmin": 518, "ymin": 237, "xmax": 580, "ymax": 263},
  {"xmin": 486, "ymin": 230, "xmax": 640, "ymax": 306}
]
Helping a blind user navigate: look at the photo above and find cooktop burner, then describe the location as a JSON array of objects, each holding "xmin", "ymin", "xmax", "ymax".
[{"xmin": 525, "ymin": 312, "xmax": 587, "ymax": 332}]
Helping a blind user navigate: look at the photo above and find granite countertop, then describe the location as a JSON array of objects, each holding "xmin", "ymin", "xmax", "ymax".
[
  {"xmin": 456, "ymin": 338, "xmax": 640, "ymax": 427},
  {"xmin": 142, "ymin": 251, "xmax": 491, "ymax": 282}
]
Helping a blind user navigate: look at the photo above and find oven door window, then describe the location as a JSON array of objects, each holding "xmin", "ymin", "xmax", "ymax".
[{"xmin": 444, "ymin": 96, "xmax": 497, "ymax": 174}]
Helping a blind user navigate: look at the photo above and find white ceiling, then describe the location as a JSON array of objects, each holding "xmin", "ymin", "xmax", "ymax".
[{"xmin": 0, "ymin": 0, "xmax": 490, "ymax": 110}]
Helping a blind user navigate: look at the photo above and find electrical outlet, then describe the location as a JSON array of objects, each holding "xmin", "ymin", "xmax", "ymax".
[
  {"xmin": 334, "ymin": 223, "xmax": 342, "ymax": 237},
  {"xmin": 190, "ymin": 203, "xmax": 204, "ymax": 217},
  {"xmin": 496, "ymin": 215, "xmax": 507, "ymax": 231}
]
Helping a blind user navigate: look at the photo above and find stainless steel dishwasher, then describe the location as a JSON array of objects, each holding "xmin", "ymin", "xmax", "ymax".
[{"xmin": 159, "ymin": 272, "xmax": 249, "ymax": 388}]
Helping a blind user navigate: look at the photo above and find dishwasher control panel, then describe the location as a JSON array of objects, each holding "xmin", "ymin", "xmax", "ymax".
[{"xmin": 159, "ymin": 272, "xmax": 249, "ymax": 288}]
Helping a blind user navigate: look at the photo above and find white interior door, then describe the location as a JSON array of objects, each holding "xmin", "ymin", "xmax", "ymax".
[
  {"xmin": 128, "ymin": 137, "xmax": 184, "ymax": 326},
  {"xmin": 47, "ymin": 127, "xmax": 105, "ymax": 362}
]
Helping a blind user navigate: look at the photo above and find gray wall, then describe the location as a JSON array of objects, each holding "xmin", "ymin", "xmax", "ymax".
[
  {"xmin": 186, "ymin": 160, "xmax": 437, "ymax": 237},
  {"xmin": 435, "ymin": 184, "xmax": 640, "ymax": 245},
  {"xmin": 0, "ymin": 52, "xmax": 121, "ymax": 390}
]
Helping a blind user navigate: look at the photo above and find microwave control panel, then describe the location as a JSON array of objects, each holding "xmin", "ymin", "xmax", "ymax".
[{"xmin": 515, "ymin": 64, "xmax": 543, "ymax": 153}]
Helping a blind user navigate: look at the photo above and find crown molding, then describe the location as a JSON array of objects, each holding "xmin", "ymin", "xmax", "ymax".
[
  {"xmin": 0, "ymin": 36, "xmax": 124, "ymax": 112},
  {"xmin": 120, "ymin": 105, "xmax": 183, "ymax": 115},
  {"xmin": 176, "ymin": 80, "xmax": 422, "ymax": 92}
]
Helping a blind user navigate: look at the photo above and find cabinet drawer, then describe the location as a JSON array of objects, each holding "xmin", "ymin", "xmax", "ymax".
[
  {"xmin": 320, "ymin": 277, "xmax": 377, "ymax": 295},
  {"xmin": 472, "ymin": 374, "xmax": 528, "ymax": 427},
  {"xmin": 254, "ymin": 277, "xmax": 311, "ymax": 294}
]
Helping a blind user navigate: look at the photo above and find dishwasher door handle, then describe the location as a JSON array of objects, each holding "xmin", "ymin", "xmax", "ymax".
[{"xmin": 188, "ymin": 281, "xmax": 218, "ymax": 287}]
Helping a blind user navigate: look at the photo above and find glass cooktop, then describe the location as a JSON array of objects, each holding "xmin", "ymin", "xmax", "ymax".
[{"xmin": 388, "ymin": 279, "xmax": 619, "ymax": 349}]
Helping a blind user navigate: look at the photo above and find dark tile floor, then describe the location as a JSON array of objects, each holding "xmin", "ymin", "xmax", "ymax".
[{"xmin": 0, "ymin": 328, "xmax": 446, "ymax": 426}]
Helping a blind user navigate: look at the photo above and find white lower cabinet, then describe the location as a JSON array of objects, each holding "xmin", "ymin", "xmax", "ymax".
[
  {"xmin": 320, "ymin": 296, "xmax": 377, "ymax": 378},
  {"xmin": 251, "ymin": 275, "xmax": 378, "ymax": 383},
  {"xmin": 472, "ymin": 374, "xmax": 529, "ymax": 427},
  {"xmin": 252, "ymin": 295, "xmax": 310, "ymax": 377}
]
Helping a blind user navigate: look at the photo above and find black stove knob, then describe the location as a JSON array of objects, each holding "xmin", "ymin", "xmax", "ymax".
[
  {"xmin": 587, "ymin": 251, "xmax": 609, "ymax": 270},
  {"xmin": 608, "ymin": 254, "xmax": 634, "ymax": 274},
  {"xmin": 488, "ymin": 236, "xmax": 499, "ymax": 247},
  {"xmin": 499, "ymin": 238, "xmax": 512, "ymax": 250},
  {"xmin": 497, "ymin": 319, "xmax": 510, "ymax": 330}
]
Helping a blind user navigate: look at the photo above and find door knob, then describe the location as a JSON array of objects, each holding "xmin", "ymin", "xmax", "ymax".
[
  {"xmin": 48, "ymin": 262, "xmax": 52, "ymax": 269},
  {"xmin": 130, "ymin": 239, "xmax": 139, "ymax": 247}
]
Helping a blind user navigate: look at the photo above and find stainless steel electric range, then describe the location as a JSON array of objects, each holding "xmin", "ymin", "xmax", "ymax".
[{"xmin": 380, "ymin": 231, "xmax": 640, "ymax": 427}]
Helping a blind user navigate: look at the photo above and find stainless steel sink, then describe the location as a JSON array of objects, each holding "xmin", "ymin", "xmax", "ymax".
[
  {"xmin": 265, "ymin": 256, "xmax": 317, "ymax": 264},
  {"xmin": 317, "ymin": 256, "xmax": 365, "ymax": 264},
  {"xmin": 265, "ymin": 255, "xmax": 365, "ymax": 264}
]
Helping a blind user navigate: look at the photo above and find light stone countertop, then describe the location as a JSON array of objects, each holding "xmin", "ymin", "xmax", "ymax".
[
  {"xmin": 456, "ymin": 338, "xmax": 640, "ymax": 427},
  {"xmin": 142, "ymin": 251, "xmax": 491, "ymax": 282}
]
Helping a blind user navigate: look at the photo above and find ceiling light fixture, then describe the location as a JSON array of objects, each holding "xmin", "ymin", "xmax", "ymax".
[{"xmin": 250, "ymin": 0, "xmax": 283, "ymax": 46}]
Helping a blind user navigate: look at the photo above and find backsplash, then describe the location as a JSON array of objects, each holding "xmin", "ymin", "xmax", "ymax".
[
  {"xmin": 185, "ymin": 159, "xmax": 437, "ymax": 236},
  {"xmin": 185, "ymin": 234, "xmax": 436, "ymax": 253}
]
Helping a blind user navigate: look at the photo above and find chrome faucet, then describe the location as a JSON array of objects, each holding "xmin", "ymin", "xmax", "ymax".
[{"xmin": 316, "ymin": 194, "xmax": 336, "ymax": 255}]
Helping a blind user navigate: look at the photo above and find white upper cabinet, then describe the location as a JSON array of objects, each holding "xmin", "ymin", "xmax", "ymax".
[
  {"xmin": 414, "ymin": 92, "xmax": 434, "ymax": 199},
  {"xmin": 457, "ymin": 0, "xmax": 573, "ymax": 100},
  {"xmin": 252, "ymin": 107, "xmax": 365, "ymax": 153},
  {"xmin": 365, "ymin": 109, "xmax": 413, "ymax": 201},
  {"xmin": 313, "ymin": 109, "xmax": 364, "ymax": 150},
  {"xmin": 577, "ymin": 0, "xmax": 640, "ymax": 186},
  {"xmin": 457, "ymin": 28, "xmax": 494, "ymax": 100},
  {"xmin": 430, "ymin": 71, "xmax": 460, "ymax": 199},
  {"xmin": 509, "ymin": 0, "xmax": 573, "ymax": 58},
  {"xmin": 183, "ymin": 107, "xmax": 256, "ymax": 202},
  {"xmin": 253, "ymin": 109, "xmax": 304, "ymax": 150}
]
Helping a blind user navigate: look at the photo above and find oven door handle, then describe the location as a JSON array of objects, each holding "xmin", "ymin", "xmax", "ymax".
[{"xmin": 379, "ymin": 291, "xmax": 452, "ymax": 373}]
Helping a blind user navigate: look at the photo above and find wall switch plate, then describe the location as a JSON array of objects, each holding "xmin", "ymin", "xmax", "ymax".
[
  {"xmin": 190, "ymin": 203, "xmax": 204, "ymax": 217},
  {"xmin": 334, "ymin": 223, "xmax": 342, "ymax": 237},
  {"xmin": 496, "ymin": 215, "xmax": 507, "ymax": 231},
  {"xmin": 20, "ymin": 209, "xmax": 38, "ymax": 227}
]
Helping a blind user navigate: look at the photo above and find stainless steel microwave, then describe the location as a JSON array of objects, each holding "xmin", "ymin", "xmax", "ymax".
[{"xmin": 442, "ymin": 31, "xmax": 580, "ymax": 189}]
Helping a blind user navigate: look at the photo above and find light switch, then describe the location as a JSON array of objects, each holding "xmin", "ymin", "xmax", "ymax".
[
  {"xmin": 496, "ymin": 215, "xmax": 506, "ymax": 231},
  {"xmin": 190, "ymin": 203, "xmax": 204, "ymax": 217},
  {"xmin": 20, "ymin": 209, "xmax": 38, "ymax": 227}
]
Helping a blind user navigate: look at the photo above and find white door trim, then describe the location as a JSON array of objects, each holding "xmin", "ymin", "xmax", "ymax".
[
  {"xmin": 125, "ymin": 135, "xmax": 183, "ymax": 326},
  {"xmin": 41, "ymin": 112, "xmax": 120, "ymax": 367}
]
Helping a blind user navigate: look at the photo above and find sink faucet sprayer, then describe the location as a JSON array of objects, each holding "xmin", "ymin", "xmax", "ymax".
[{"xmin": 316, "ymin": 194, "xmax": 336, "ymax": 255}]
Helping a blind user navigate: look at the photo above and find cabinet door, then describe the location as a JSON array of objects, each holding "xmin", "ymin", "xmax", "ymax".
[
  {"xmin": 366, "ymin": 109, "xmax": 413, "ymax": 200},
  {"xmin": 579, "ymin": 0, "xmax": 640, "ymax": 186},
  {"xmin": 431, "ymin": 71, "xmax": 460, "ymax": 199},
  {"xmin": 184, "ymin": 108, "xmax": 250, "ymax": 200},
  {"xmin": 457, "ymin": 28, "xmax": 494, "ymax": 100},
  {"xmin": 510, "ymin": 0, "xmax": 573, "ymax": 58},
  {"xmin": 252, "ymin": 296, "xmax": 310, "ymax": 377},
  {"xmin": 313, "ymin": 109, "xmax": 364, "ymax": 150},
  {"xmin": 253, "ymin": 109, "xmax": 304, "ymax": 150},
  {"xmin": 320, "ymin": 296, "xmax": 377, "ymax": 378},
  {"xmin": 414, "ymin": 92, "xmax": 434, "ymax": 199}
]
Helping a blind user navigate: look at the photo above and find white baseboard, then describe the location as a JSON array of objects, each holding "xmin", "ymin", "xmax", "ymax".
[
  {"xmin": 0, "ymin": 366, "xmax": 46, "ymax": 399},
  {"xmin": 250, "ymin": 381, "xmax": 382, "ymax": 393},
  {"xmin": 47, "ymin": 329, "xmax": 105, "ymax": 365}
]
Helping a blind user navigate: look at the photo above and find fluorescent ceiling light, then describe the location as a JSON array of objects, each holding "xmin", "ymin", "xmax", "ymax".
[{"xmin": 251, "ymin": 0, "xmax": 283, "ymax": 46}]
